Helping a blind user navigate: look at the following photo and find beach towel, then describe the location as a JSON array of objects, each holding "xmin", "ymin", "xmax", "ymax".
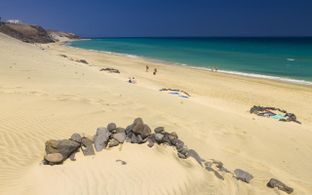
[{"xmin": 271, "ymin": 114, "xmax": 286, "ymax": 120}]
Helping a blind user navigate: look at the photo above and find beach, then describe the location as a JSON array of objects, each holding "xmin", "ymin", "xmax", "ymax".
[{"xmin": 0, "ymin": 32, "xmax": 312, "ymax": 195}]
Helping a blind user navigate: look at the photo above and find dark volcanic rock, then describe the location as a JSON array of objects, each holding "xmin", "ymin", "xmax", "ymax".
[
  {"xmin": 108, "ymin": 139, "xmax": 120, "ymax": 147},
  {"xmin": 234, "ymin": 169, "xmax": 253, "ymax": 183},
  {"xmin": 154, "ymin": 127, "xmax": 164, "ymax": 134},
  {"xmin": 81, "ymin": 137, "xmax": 95, "ymax": 156},
  {"xmin": 177, "ymin": 152, "xmax": 187, "ymax": 159},
  {"xmin": 107, "ymin": 123, "xmax": 117, "ymax": 132},
  {"xmin": 100, "ymin": 68, "xmax": 120, "ymax": 73},
  {"xmin": 169, "ymin": 132, "xmax": 178, "ymax": 140},
  {"xmin": 177, "ymin": 147, "xmax": 189, "ymax": 158},
  {"xmin": 45, "ymin": 139, "xmax": 80, "ymax": 164},
  {"xmin": 70, "ymin": 133, "xmax": 82, "ymax": 143},
  {"xmin": 130, "ymin": 134, "xmax": 139, "ymax": 143},
  {"xmin": 94, "ymin": 127, "xmax": 111, "ymax": 151},
  {"xmin": 132, "ymin": 118, "xmax": 144, "ymax": 133},
  {"xmin": 147, "ymin": 138, "xmax": 155, "ymax": 147},
  {"xmin": 79, "ymin": 59, "xmax": 88, "ymax": 64},
  {"xmin": 267, "ymin": 178, "xmax": 294, "ymax": 194},
  {"xmin": 112, "ymin": 132, "xmax": 126, "ymax": 143},
  {"xmin": 155, "ymin": 133, "xmax": 164, "ymax": 143},
  {"xmin": 174, "ymin": 139, "xmax": 185, "ymax": 150},
  {"xmin": 115, "ymin": 127, "xmax": 125, "ymax": 133},
  {"xmin": 137, "ymin": 134, "xmax": 144, "ymax": 143},
  {"xmin": 69, "ymin": 152, "xmax": 76, "ymax": 161},
  {"xmin": 128, "ymin": 118, "xmax": 151, "ymax": 139}
]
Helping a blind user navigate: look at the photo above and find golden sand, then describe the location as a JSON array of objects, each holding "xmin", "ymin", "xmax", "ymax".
[{"xmin": 0, "ymin": 33, "xmax": 311, "ymax": 195}]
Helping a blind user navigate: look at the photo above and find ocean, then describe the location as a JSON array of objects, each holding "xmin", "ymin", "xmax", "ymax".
[{"xmin": 69, "ymin": 37, "xmax": 312, "ymax": 84}]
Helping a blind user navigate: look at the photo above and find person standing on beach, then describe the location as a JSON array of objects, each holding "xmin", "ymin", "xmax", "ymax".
[
  {"xmin": 153, "ymin": 68, "xmax": 157, "ymax": 75},
  {"xmin": 146, "ymin": 65, "xmax": 149, "ymax": 72}
]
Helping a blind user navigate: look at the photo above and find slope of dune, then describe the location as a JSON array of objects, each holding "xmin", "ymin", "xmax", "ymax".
[{"xmin": 0, "ymin": 32, "xmax": 311, "ymax": 195}]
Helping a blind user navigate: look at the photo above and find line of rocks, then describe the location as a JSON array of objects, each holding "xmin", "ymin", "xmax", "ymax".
[
  {"xmin": 159, "ymin": 88, "xmax": 191, "ymax": 97},
  {"xmin": 43, "ymin": 117, "xmax": 294, "ymax": 194},
  {"xmin": 250, "ymin": 105, "xmax": 301, "ymax": 124},
  {"xmin": 100, "ymin": 68, "xmax": 120, "ymax": 73}
]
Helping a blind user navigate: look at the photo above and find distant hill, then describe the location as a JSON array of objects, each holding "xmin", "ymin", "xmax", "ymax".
[
  {"xmin": 0, "ymin": 22, "xmax": 79, "ymax": 43},
  {"xmin": 47, "ymin": 30, "xmax": 80, "ymax": 42}
]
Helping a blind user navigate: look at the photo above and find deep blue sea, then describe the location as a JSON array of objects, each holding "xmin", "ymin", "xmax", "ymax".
[{"xmin": 69, "ymin": 37, "xmax": 312, "ymax": 84}]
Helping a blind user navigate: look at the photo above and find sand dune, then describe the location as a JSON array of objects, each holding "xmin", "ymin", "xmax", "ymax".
[{"xmin": 0, "ymin": 32, "xmax": 311, "ymax": 194}]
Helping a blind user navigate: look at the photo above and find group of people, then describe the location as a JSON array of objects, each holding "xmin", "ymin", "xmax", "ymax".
[
  {"xmin": 210, "ymin": 67, "xmax": 218, "ymax": 72},
  {"xmin": 128, "ymin": 65, "xmax": 158, "ymax": 85},
  {"xmin": 146, "ymin": 65, "xmax": 157, "ymax": 75}
]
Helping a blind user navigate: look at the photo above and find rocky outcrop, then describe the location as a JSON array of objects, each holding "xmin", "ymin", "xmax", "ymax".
[
  {"xmin": 0, "ymin": 22, "xmax": 80, "ymax": 43},
  {"xmin": 0, "ymin": 22, "xmax": 54, "ymax": 43},
  {"xmin": 48, "ymin": 30, "xmax": 80, "ymax": 41}
]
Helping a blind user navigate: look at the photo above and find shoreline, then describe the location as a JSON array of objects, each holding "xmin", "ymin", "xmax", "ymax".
[{"xmin": 67, "ymin": 41, "xmax": 312, "ymax": 86}]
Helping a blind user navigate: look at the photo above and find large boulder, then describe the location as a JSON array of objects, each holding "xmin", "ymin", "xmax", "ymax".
[
  {"xmin": 234, "ymin": 169, "xmax": 253, "ymax": 183},
  {"xmin": 129, "ymin": 118, "xmax": 151, "ymax": 139},
  {"xmin": 94, "ymin": 127, "xmax": 111, "ymax": 151},
  {"xmin": 45, "ymin": 139, "xmax": 80, "ymax": 158},
  {"xmin": 267, "ymin": 178, "xmax": 294, "ymax": 194},
  {"xmin": 45, "ymin": 139, "xmax": 80, "ymax": 164}
]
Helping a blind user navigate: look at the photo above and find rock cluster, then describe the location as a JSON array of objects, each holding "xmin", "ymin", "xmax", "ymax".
[
  {"xmin": 250, "ymin": 105, "xmax": 301, "ymax": 124},
  {"xmin": 42, "ymin": 117, "xmax": 294, "ymax": 193},
  {"xmin": 124, "ymin": 118, "xmax": 194, "ymax": 160},
  {"xmin": 159, "ymin": 88, "xmax": 191, "ymax": 97},
  {"xmin": 43, "ymin": 118, "xmax": 193, "ymax": 165},
  {"xmin": 100, "ymin": 68, "xmax": 120, "ymax": 73}
]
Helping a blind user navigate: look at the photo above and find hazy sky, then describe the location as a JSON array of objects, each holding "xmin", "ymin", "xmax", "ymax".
[{"xmin": 0, "ymin": 0, "xmax": 311, "ymax": 37}]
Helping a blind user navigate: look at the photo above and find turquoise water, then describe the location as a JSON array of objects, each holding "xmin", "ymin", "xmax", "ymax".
[{"xmin": 69, "ymin": 38, "xmax": 312, "ymax": 84}]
